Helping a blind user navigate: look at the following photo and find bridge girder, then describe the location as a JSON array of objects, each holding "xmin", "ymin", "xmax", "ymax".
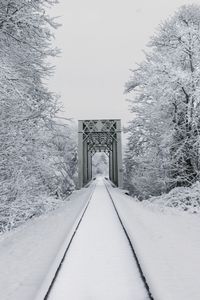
[{"xmin": 78, "ymin": 119, "xmax": 123, "ymax": 188}]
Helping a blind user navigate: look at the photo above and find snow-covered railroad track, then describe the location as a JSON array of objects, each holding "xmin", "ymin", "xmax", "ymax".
[
  {"xmin": 42, "ymin": 178, "xmax": 153, "ymax": 300},
  {"xmin": 104, "ymin": 181, "xmax": 154, "ymax": 300},
  {"xmin": 43, "ymin": 199, "xmax": 92, "ymax": 300}
]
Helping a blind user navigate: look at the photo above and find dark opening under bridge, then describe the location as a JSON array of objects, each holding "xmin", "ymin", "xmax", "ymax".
[{"xmin": 78, "ymin": 119, "xmax": 123, "ymax": 189}]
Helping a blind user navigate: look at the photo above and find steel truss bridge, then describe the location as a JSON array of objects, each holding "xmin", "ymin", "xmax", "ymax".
[{"xmin": 78, "ymin": 119, "xmax": 123, "ymax": 188}]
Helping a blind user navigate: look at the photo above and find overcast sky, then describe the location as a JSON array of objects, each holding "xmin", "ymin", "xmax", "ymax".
[{"xmin": 49, "ymin": 0, "xmax": 195, "ymax": 125}]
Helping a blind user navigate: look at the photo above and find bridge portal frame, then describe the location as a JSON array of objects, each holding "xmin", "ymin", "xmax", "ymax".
[{"xmin": 78, "ymin": 119, "xmax": 123, "ymax": 189}]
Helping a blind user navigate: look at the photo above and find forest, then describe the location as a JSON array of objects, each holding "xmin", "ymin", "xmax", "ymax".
[
  {"xmin": 1, "ymin": 2, "xmax": 200, "ymax": 233},
  {"xmin": 0, "ymin": 0, "xmax": 77, "ymax": 232},
  {"xmin": 124, "ymin": 4, "xmax": 200, "ymax": 211}
]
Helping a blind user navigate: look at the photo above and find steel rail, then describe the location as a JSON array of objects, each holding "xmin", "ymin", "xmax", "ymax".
[
  {"xmin": 43, "ymin": 185, "xmax": 95, "ymax": 300},
  {"xmin": 104, "ymin": 181, "xmax": 154, "ymax": 300},
  {"xmin": 43, "ymin": 180, "xmax": 154, "ymax": 300}
]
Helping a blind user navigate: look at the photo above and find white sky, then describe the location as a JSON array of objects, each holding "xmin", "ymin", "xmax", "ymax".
[{"xmin": 49, "ymin": 0, "xmax": 195, "ymax": 126}]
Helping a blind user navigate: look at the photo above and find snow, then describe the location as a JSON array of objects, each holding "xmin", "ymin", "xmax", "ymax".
[
  {"xmin": 148, "ymin": 181, "xmax": 200, "ymax": 213},
  {"xmin": 48, "ymin": 178, "xmax": 148, "ymax": 300},
  {"xmin": 1, "ymin": 177, "xmax": 200, "ymax": 300},
  {"xmin": 0, "ymin": 185, "xmax": 94, "ymax": 300},
  {"xmin": 108, "ymin": 184, "xmax": 200, "ymax": 300}
]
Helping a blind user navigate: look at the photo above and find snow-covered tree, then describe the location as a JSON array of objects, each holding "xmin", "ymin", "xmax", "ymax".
[
  {"xmin": 92, "ymin": 152, "xmax": 109, "ymax": 177},
  {"xmin": 0, "ymin": 1, "xmax": 77, "ymax": 232},
  {"xmin": 50, "ymin": 121, "xmax": 78, "ymax": 196},
  {"xmin": 125, "ymin": 4, "xmax": 200, "ymax": 198}
]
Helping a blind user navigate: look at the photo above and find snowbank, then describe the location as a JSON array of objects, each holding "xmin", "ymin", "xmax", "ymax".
[
  {"xmin": 109, "ymin": 186, "xmax": 200, "ymax": 300},
  {"xmin": 0, "ymin": 185, "xmax": 94, "ymax": 300},
  {"xmin": 147, "ymin": 181, "xmax": 200, "ymax": 213},
  {"xmin": 0, "ymin": 194, "xmax": 73, "ymax": 233}
]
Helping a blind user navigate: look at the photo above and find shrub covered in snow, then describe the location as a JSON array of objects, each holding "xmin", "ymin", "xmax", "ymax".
[
  {"xmin": 0, "ymin": 195, "xmax": 68, "ymax": 233},
  {"xmin": 146, "ymin": 181, "xmax": 200, "ymax": 213}
]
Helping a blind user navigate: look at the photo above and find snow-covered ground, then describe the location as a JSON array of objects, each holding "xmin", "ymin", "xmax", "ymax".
[
  {"xmin": 0, "ymin": 185, "xmax": 94, "ymax": 300},
  {"xmin": 109, "ymin": 184, "xmax": 200, "ymax": 300},
  {"xmin": 1, "ymin": 177, "xmax": 200, "ymax": 300},
  {"xmin": 148, "ymin": 181, "xmax": 200, "ymax": 214},
  {"xmin": 48, "ymin": 177, "xmax": 148, "ymax": 300}
]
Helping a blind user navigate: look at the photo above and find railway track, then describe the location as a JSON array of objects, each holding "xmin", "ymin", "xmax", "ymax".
[
  {"xmin": 38, "ymin": 179, "xmax": 154, "ymax": 300},
  {"xmin": 43, "ymin": 200, "xmax": 91, "ymax": 300},
  {"xmin": 104, "ymin": 181, "xmax": 154, "ymax": 300}
]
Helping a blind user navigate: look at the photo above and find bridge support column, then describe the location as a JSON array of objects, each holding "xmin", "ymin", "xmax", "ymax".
[
  {"xmin": 83, "ymin": 141, "xmax": 88, "ymax": 186},
  {"xmin": 88, "ymin": 151, "xmax": 92, "ymax": 182},
  {"xmin": 78, "ymin": 121, "xmax": 83, "ymax": 189},
  {"xmin": 112, "ymin": 140, "xmax": 118, "ymax": 186},
  {"xmin": 109, "ymin": 150, "xmax": 113, "ymax": 182},
  {"xmin": 116, "ymin": 120, "xmax": 123, "ymax": 188}
]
